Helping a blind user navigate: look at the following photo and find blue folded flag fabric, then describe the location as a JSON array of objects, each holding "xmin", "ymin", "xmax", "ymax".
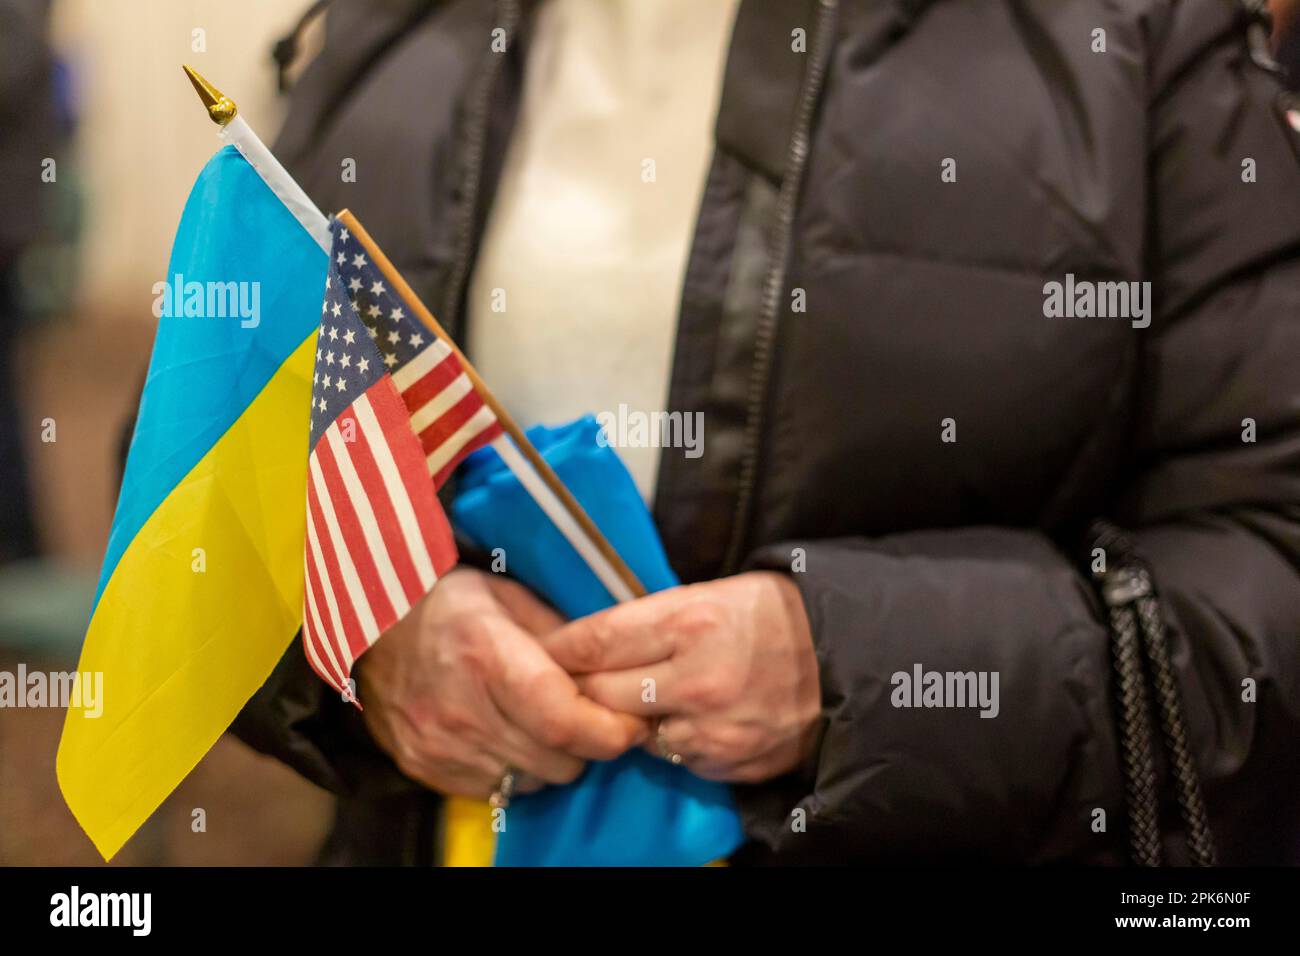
[{"xmin": 451, "ymin": 416, "xmax": 745, "ymax": 866}]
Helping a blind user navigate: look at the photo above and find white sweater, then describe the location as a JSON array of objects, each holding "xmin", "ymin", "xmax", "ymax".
[{"xmin": 465, "ymin": 0, "xmax": 738, "ymax": 502}]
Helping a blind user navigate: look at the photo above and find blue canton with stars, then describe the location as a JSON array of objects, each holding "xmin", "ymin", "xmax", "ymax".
[
  {"xmin": 310, "ymin": 218, "xmax": 439, "ymax": 450},
  {"xmin": 309, "ymin": 249, "xmax": 389, "ymax": 451},
  {"xmin": 327, "ymin": 219, "xmax": 433, "ymax": 375}
]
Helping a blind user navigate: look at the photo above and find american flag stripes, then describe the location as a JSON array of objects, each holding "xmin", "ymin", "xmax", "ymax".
[
  {"xmin": 329, "ymin": 221, "xmax": 504, "ymax": 488},
  {"xmin": 301, "ymin": 218, "xmax": 501, "ymax": 695}
]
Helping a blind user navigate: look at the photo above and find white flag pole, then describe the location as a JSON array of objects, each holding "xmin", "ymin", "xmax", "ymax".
[
  {"xmin": 488, "ymin": 434, "xmax": 637, "ymax": 603},
  {"xmin": 221, "ymin": 116, "xmax": 332, "ymax": 253},
  {"xmin": 184, "ymin": 66, "xmax": 331, "ymax": 253}
]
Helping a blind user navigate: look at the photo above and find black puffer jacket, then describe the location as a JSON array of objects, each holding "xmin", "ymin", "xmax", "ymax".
[{"xmin": 233, "ymin": 0, "xmax": 1300, "ymax": 865}]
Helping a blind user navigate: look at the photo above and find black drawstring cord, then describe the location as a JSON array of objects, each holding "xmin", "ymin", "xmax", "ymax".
[{"xmin": 1090, "ymin": 520, "xmax": 1217, "ymax": 866}]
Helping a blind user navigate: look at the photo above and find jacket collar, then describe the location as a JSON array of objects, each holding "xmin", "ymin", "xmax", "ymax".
[
  {"xmin": 275, "ymin": 0, "xmax": 444, "ymax": 166},
  {"xmin": 716, "ymin": 0, "xmax": 938, "ymax": 182},
  {"xmin": 278, "ymin": 0, "xmax": 937, "ymax": 182}
]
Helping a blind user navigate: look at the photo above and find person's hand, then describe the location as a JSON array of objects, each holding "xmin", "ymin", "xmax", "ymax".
[
  {"xmin": 356, "ymin": 567, "xmax": 650, "ymax": 799},
  {"xmin": 538, "ymin": 572, "xmax": 821, "ymax": 783}
]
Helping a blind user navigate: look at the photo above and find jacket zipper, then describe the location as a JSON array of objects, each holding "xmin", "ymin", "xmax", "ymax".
[
  {"xmin": 442, "ymin": 0, "xmax": 521, "ymax": 329},
  {"xmin": 722, "ymin": 0, "xmax": 839, "ymax": 573}
]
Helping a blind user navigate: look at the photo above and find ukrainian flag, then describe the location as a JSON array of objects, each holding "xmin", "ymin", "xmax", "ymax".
[{"xmin": 57, "ymin": 145, "xmax": 327, "ymax": 859}]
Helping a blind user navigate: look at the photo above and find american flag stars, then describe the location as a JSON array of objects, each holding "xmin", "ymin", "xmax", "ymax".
[
  {"xmin": 308, "ymin": 316, "xmax": 379, "ymax": 421},
  {"xmin": 330, "ymin": 230, "xmax": 450, "ymax": 376},
  {"xmin": 308, "ymin": 257, "xmax": 391, "ymax": 448}
]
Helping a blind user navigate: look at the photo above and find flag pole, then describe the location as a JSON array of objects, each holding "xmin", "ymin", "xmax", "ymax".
[
  {"xmin": 337, "ymin": 209, "xmax": 647, "ymax": 601},
  {"xmin": 183, "ymin": 66, "xmax": 645, "ymax": 603},
  {"xmin": 184, "ymin": 65, "xmax": 331, "ymax": 252}
]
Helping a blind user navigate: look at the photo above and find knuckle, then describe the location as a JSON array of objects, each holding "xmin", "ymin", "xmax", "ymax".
[
  {"xmin": 441, "ymin": 617, "xmax": 497, "ymax": 675},
  {"xmin": 447, "ymin": 614, "xmax": 491, "ymax": 651},
  {"xmin": 565, "ymin": 618, "xmax": 614, "ymax": 671},
  {"xmin": 584, "ymin": 729, "xmax": 626, "ymax": 761},
  {"xmin": 618, "ymin": 721, "xmax": 645, "ymax": 752},
  {"xmin": 688, "ymin": 668, "xmax": 739, "ymax": 709},
  {"xmin": 437, "ymin": 567, "xmax": 486, "ymax": 604},
  {"xmin": 667, "ymin": 602, "xmax": 727, "ymax": 644},
  {"xmin": 392, "ymin": 739, "xmax": 426, "ymax": 778},
  {"xmin": 536, "ymin": 711, "xmax": 576, "ymax": 750},
  {"xmin": 704, "ymin": 722, "xmax": 741, "ymax": 754},
  {"xmin": 432, "ymin": 702, "xmax": 476, "ymax": 737},
  {"xmin": 695, "ymin": 726, "xmax": 733, "ymax": 764},
  {"xmin": 713, "ymin": 722, "xmax": 761, "ymax": 759},
  {"xmin": 409, "ymin": 729, "xmax": 447, "ymax": 764}
]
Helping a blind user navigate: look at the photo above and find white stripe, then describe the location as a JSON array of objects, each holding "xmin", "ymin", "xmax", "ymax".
[
  {"xmin": 305, "ymin": 498, "xmax": 355, "ymax": 671},
  {"xmin": 302, "ymin": 580, "xmax": 345, "ymax": 686},
  {"xmin": 326, "ymin": 426, "xmax": 410, "ymax": 624},
  {"xmin": 408, "ymin": 373, "xmax": 474, "ymax": 435},
  {"xmin": 310, "ymin": 449, "xmax": 380, "ymax": 642},
  {"xmin": 302, "ymin": 603, "xmax": 338, "ymax": 689},
  {"xmin": 220, "ymin": 117, "xmax": 331, "ymax": 253},
  {"xmin": 300, "ymin": 592, "xmax": 341, "ymax": 691},
  {"xmin": 392, "ymin": 338, "xmax": 453, "ymax": 392},
  {"xmin": 427, "ymin": 405, "xmax": 498, "ymax": 477},
  {"xmin": 354, "ymin": 395, "xmax": 437, "ymax": 589},
  {"xmin": 304, "ymin": 547, "xmax": 348, "ymax": 687},
  {"xmin": 490, "ymin": 434, "xmax": 636, "ymax": 604}
]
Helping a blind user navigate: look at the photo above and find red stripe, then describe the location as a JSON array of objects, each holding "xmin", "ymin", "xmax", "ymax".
[
  {"xmin": 302, "ymin": 542, "xmax": 348, "ymax": 687},
  {"xmin": 301, "ymin": 603, "xmax": 341, "ymax": 691},
  {"xmin": 346, "ymin": 403, "xmax": 428, "ymax": 607},
  {"xmin": 299, "ymin": 606, "xmax": 325, "ymax": 685},
  {"xmin": 316, "ymin": 422, "xmax": 399, "ymax": 634},
  {"xmin": 432, "ymin": 420, "xmax": 503, "ymax": 489},
  {"xmin": 365, "ymin": 381, "xmax": 459, "ymax": 577},
  {"xmin": 421, "ymin": 480, "xmax": 460, "ymax": 575},
  {"xmin": 306, "ymin": 465, "xmax": 368, "ymax": 661},
  {"xmin": 417, "ymin": 388, "xmax": 489, "ymax": 457},
  {"xmin": 399, "ymin": 350, "xmax": 464, "ymax": 414}
]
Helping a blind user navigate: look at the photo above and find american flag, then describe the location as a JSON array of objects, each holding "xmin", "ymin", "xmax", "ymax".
[
  {"xmin": 330, "ymin": 221, "xmax": 504, "ymax": 487},
  {"xmin": 301, "ymin": 219, "xmax": 501, "ymax": 695}
]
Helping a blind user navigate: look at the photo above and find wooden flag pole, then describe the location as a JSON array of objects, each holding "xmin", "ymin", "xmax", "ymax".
[{"xmin": 337, "ymin": 209, "xmax": 647, "ymax": 601}]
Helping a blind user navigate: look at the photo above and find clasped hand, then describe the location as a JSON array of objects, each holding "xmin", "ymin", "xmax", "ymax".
[{"xmin": 357, "ymin": 567, "xmax": 821, "ymax": 798}]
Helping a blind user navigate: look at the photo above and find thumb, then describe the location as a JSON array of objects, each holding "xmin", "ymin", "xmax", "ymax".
[{"xmin": 539, "ymin": 593, "xmax": 677, "ymax": 675}]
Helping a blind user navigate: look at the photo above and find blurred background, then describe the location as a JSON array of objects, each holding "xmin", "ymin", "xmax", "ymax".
[
  {"xmin": 0, "ymin": 0, "xmax": 1296, "ymax": 866},
  {"xmin": 0, "ymin": 0, "xmax": 332, "ymax": 866}
]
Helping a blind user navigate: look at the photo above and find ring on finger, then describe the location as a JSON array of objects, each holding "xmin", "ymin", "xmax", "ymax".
[
  {"xmin": 488, "ymin": 767, "xmax": 517, "ymax": 809},
  {"xmin": 655, "ymin": 718, "xmax": 685, "ymax": 766}
]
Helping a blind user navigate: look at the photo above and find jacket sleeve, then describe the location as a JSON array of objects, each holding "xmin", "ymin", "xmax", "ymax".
[
  {"xmin": 738, "ymin": 1, "xmax": 1300, "ymax": 864},
  {"xmin": 230, "ymin": 635, "xmax": 417, "ymax": 798}
]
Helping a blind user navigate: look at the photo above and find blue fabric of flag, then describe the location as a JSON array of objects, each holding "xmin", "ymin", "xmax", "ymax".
[
  {"xmin": 451, "ymin": 415, "xmax": 745, "ymax": 866},
  {"xmin": 95, "ymin": 145, "xmax": 325, "ymax": 607}
]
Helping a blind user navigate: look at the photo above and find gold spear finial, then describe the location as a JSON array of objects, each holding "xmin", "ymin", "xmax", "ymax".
[{"xmin": 183, "ymin": 64, "xmax": 238, "ymax": 126}]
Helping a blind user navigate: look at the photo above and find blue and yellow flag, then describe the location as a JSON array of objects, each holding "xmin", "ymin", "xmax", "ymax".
[{"xmin": 57, "ymin": 145, "xmax": 326, "ymax": 859}]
